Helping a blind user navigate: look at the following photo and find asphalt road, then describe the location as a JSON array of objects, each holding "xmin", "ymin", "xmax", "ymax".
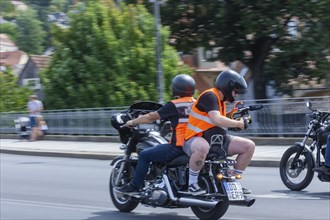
[{"xmin": 1, "ymin": 154, "xmax": 329, "ymax": 220}]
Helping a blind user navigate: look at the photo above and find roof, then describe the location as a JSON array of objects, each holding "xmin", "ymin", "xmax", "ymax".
[
  {"xmin": 0, "ymin": 34, "xmax": 18, "ymax": 52},
  {"xmin": 30, "ymin": 55, "xmax": 50, "ymax": 70},
  {"xmin": 0, "ymin": 50, "xmax": 28, "ymax": 66}
]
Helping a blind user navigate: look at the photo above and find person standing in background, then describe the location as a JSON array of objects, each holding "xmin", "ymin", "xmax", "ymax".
[
  {"xmin": 27, "ymin": 95, "xmax": 43, "ymax": 141},
  {"xmin": 34, "ymin": 95, "xmax": 47, "ymax": 136}
]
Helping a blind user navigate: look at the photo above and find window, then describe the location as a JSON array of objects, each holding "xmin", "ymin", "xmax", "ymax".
[{"xmin": 23, "ymin": 78, "xmax": 41, "ymax": 90}]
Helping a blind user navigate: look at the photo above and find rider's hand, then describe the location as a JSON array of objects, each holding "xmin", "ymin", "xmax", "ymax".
[
  {"xmin": 228, "ymin": 101, "xmax": 243, "ymax": 118},
  {"xmin": 126, "ymin": 120, "xmax": 136, "ymax": 127},
  {"xmin": 237, "ymin": 118, "xmax": 246, "ymax": 130},
  {"xmin": 233, "ymin": 101, "xmax": 243, "ymax": 111}
]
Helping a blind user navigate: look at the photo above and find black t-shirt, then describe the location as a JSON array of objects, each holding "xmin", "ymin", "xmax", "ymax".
[
  {"xmin": 195, "ymin": 91, "xmax": 220, "ymax": 113},
  {"xmin": 157, "ymin": 101, "xmax": 178, "ymax": 146}
]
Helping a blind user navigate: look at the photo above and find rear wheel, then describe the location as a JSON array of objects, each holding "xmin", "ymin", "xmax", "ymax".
[
  {"xmin": 191, "ymin": 176, "xmax": 229, "ymax": 220},
  {"xmin": 279, "ymin": 145, "xmax": 315, "ymax": 191},
  {"xmin": 109, "ymin": 157, "xmax": 139, "ymax": 212}
]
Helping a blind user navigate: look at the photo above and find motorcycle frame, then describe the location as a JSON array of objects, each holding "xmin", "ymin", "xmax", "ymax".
[{"xmin": 291, "ymin": 110, "xmax": 330, "ymax": 170}]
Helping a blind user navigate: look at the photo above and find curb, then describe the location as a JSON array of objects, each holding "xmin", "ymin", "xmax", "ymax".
[
  {"xmin": 0, "ymin": 134, "xmax": 120, "ymax": 143},
  {"xmin": 249, "ymin": 160, "xmax": 280, "ymax": 168},
  {"xmin": 1, "ymin": 134, "xmax": 301, "ymax": 146},
  {"xmin": 0, "ymin": 148, "xmax": 279, "ymax": 167},
  {"xmin": 0, "ymin": 149, "xmax": 120, "ymax": 160}
]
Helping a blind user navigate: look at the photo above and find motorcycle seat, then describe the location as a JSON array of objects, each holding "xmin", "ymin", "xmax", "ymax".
[{"xmin": 167, "ymin": 154, "xmax": 190, "ymax": 167}]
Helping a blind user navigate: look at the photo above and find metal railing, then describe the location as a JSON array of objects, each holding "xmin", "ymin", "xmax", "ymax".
[{"xmin": 1, "ymin": 96, "xmax": 329, "ymax": 137}]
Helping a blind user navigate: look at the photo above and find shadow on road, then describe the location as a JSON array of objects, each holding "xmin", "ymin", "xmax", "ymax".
[
  {"xmin": 273, "ymin": 189, "xmax": 330, "ymax": 200},
  {"xmin": 86, "ymin": 210, "xmax": 198, "ymax": 220}
]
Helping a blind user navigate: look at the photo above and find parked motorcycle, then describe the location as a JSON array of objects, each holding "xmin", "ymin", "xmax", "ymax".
[
  {"xmin": 109, "ymin": 101, "xmax": 261, "ymax": 220},
  {"xmin": 279, "ymin": 101, "xmax": 330, "ymax": 191}
]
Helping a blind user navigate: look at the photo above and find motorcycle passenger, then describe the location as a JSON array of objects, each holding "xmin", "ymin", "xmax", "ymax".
[
  {"xmin": 183, "ymin": 69, "xmax": 255, "ymax": 195},
  {"xmin": 117, "ymin": 74, "xmax": 196, "ymax": 193},
  {"xmin": 313, "ymin": 122, "xmax": 330, "ymax": 174}
]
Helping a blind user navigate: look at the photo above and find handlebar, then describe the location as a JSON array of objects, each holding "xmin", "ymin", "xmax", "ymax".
[
  {"xmin": 229, "ymin": 104, "xmax": 264, "ymax": 132},
  {"xmin": 236, "ymin": 104, "xmax": 264, "ymax": 113}
]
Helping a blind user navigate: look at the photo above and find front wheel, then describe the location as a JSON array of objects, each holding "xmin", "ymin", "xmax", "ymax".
[
  {"xmin": 279, "ymin": 145, "xmax": 315, "ymax": 191},
  {"xmin": 109, "ymin": 157, "xmax": 139, "ymax": 212},
  {"xmin": 191, "ymin": 176, "xmax": 229, "ymax": 220}
]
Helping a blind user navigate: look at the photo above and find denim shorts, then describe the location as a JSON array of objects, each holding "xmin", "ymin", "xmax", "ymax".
[{"xmin": 29, "ymin": 116, "xmax": 38, "ymax": 127}]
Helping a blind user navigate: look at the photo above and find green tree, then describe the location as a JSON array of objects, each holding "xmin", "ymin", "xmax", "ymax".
[
  {"xmin": 0, "ymin": 23, "xmax": 18, "ymax": 42},
  {"xmin": 49, "ymin": 0, "xmax": 67, "ymax": 12},
  {"xmin": 158, "ymin": 1, "xmax": 330, "ymax": 98},
  {"xmin": 0, "ymin": 1, "xmax": 15, "ymax": 14},
  {"xmin": 0, "ymin": 69, "xmax": 32, "ymax": 112},
  {"xmin": 15, "ymin": 8, "xmax": 46, "ymax": 54},
  {"xmin": 26, "ymin": 0, "xmax": 54, "ymax": 49},
  {"xmin": 42, "ymin": 0, "xmax": 191, "ymax": 109}
]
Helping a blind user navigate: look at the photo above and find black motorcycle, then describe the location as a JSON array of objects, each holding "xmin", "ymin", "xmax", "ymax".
[
  {"xmin": 109, "ymin": 101, "xmax": 261, "ymax": 220},
  {"xmin": 279, "ymin": 101, "xmax": 330, "ymax": 191}
]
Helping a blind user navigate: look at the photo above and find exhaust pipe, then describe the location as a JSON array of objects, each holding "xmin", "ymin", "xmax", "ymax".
[
  {"xmin": 175, "ymin": 197, "xmax": 221, "ymax": 208},
  {"xmin": 230, "ymin": 198, "xmax": 255, "ymax": 207},
  {"xmin": 163, "ymin": 175, "xmax": 222, "ymax": 208}
]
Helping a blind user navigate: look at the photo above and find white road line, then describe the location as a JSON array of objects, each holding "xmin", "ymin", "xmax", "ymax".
[
  {"xmin": 1, "ymin": 198, "xmax": 113, "ymax": 212},
  {"xmin": 0, "ymin": 198, "xmax": 195, "ymax": 216},
  {"xmin": 252, "ymin": 193, "xmax": 326, "ymax": 200}
]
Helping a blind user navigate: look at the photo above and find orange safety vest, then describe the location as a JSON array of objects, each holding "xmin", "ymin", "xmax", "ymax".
[
  {"xmin": 171, "ymin": 97, "xmax": 196, "ymax": 147},
  {"xmin": 185, "ymin": 88, "xmax": 226, "ymax": 140}
]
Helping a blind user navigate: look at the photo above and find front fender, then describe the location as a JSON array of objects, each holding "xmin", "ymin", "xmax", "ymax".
[
  {"xmin": 290, "ymin": 144, "xmax": 316, "ymax": 167},
  {"xmin": 294, "ymin": 142, "xmax": 314, "ymax": 155},
  {"xmin": 110, "ymin": 156, "xmax": 124, "ymax": 166}
]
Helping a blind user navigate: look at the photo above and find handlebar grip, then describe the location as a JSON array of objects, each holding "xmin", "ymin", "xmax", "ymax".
[
  {"xmin": 228, "ymin": 127, "xmax": 241, "ymax": 132},
  {"xmin": 243, "ymin": 117, "xmax": 249, "ymax": 129},
  {"xmin": 249, "ymin": 105, "xmax": 264, "ymax": 111}
]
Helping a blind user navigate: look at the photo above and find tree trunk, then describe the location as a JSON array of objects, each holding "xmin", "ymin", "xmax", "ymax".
[
  {"xmin": 252, "ymin": 68, "xmax": 267, "ymax": 100},
  {"xmin": 249, "ymin": 36, "xmax": 278, "ymax": 100}
]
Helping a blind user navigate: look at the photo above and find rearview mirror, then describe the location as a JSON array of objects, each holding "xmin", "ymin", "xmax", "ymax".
[{"xmin": 306, "ymin": 101, "xmax": 312, "ymax": 109}]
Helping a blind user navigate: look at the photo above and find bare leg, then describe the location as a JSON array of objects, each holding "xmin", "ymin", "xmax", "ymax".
[
  {"xmin": 30, "ymin": 127, "xmax": 39, "ymax": 141},
  {"xmin": 227, "ymin": 136, "xmax": 255, "ymax": 170},
  {"xmin": 189, "ymin": 137, "xmax": 210, "ymax": 171}
]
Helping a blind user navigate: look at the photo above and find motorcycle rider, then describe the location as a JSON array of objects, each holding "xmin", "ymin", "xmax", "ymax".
[
  {"xmin": 313, "ymin": 122, "xmax": 330, "ymax": 174},
  {"xmin": 183, "ymin": 69, "xmax": 255, "ymax": 195},
  {"xmin": 117, "ymin": 74, "xmax": 196, "ymax": 193}
]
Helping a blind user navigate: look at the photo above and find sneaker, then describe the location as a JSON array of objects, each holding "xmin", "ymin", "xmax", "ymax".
[
  {"xmin": 242, "ymin": 187, "xmax": 252, "ymax": 194},
  {"xmin": 116, "ymin": 183, "xmax": 139, "ymax": 194},
  {"xmin": 313, "ymin": 166, "xmax": 330, "ymax": 175},
  {"xmin": 188, "ymin": 183, "xmax": 206, "ymax": 196}
]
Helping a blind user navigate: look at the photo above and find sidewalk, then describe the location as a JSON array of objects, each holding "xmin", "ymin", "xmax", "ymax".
[{"xmin": 0, "ymin": 138, "xmax": 291, "ymax": 167}]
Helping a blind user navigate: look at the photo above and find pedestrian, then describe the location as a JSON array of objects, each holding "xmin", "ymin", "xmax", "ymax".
[
  {"xmin": 27, "ymin": 94, "xmax": 44, "ymax": 141},
  {"xmin": 183, "ymin": 69, "xmax": 255, "ymax": 195},
  {"xmin": 117, "ymin": 74, "xmax": 196, "ymax": 193}
]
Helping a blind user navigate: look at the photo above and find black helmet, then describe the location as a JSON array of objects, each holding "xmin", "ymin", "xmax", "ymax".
[
  {"xmin": 172, "ymin": 74, "xmax": 196, "ymax": 97},
  {"xmin": 215, "ymin": 69, "xmax": 247, "ymax": 103}
]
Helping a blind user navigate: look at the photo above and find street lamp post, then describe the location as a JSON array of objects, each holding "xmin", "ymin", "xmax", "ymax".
[{"xmin": 153, "ymin": 0, "xmax": 164, "ymax": 104}]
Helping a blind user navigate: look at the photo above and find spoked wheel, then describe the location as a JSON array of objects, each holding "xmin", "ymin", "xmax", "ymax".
[
  {"xmin": 191, "ymin": 176, "xmax": 229, "ymax": 220},
  {"xmin": 279, "ymin": 145, "xmax": 315, "ymax": 191},
  {"xmin": 109, "ymin": 157, "xmax": 139, "ymax": 212}
]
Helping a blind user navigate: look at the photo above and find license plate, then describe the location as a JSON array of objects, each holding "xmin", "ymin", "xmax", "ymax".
[{"xmin": 224, "ymin": 182, "xmax": 245, "ymax": 201}]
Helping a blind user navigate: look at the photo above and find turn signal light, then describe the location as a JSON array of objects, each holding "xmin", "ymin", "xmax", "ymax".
[
  {"xmin": 235, "ymin": 174, "xmax": 242, "ymax": 179},
  {"xmin": 216, "ymin": 174, "xmax": 224, "ymax": 180}
]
